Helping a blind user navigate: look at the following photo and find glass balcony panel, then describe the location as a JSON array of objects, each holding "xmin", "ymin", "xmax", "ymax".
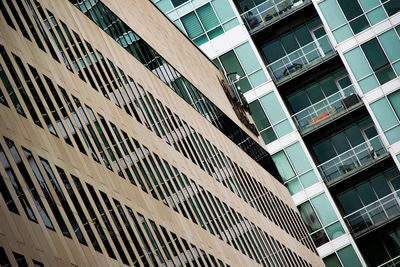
[
  {"xmin": 292, "ymin": 85, "xmax": 359, "ymax": 132},
  {"xmin": 240, "ymin": 0, "xmax": 310, "ymax": 31},
  {"xmin": 345, "ymin": 189, "xmax": 400, "ymax": 235},
  {"xmin": 318, "ymin": 136, "xmax": 387, "ymax": 183},
  {"xmin": 267, "ymin": 35, "xmax": 334, "ymax": 82}
]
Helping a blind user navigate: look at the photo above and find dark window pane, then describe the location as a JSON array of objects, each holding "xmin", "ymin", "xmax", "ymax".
[
  {"xmin": 337, "ymin": 0, "xmax": 363, "ymax": 20},
  {"xmin": 331, "ymin": 132, "xmax": 351, "ymax": 154},
  {"xmin": 298, "ymin": 201, "xmax": 322, "ymax": 232},
  {"xmin": 260, "ymin": 128, "xmax": 277, "ymax": 144},
  {"xmin": 349, "ymin": 15, "xmax": 369, "ymax": 34},
  {"xmin": 171, "ymin": 0, "xmax": 189, "ymax": 8},
  {"xmin": 262, "ymin": 39, "xmax": 285, "ymax": 63},
  {"xmin": 313, "ymin": 139, "xmax": 336, "ymax": 163},
  {"xmin": 356, "ymin": 182, "xmax": 377, "ymax": 206},
  {"xmin": 361, "ymin": 38, "xmax": 389, "ymax": 71},
  {"xmin": 248, "ymin": 100, "xmax": 270, "ymax": 131},
  {"xmin": 383, "ymin": 0, "xmax": 400, "ymax": 16},
  {"xmin": 375, "ymin": 65, "xmax": 396, "ymax": 85},
  {"xmin": 305, "ymin": 83, "xmax": 324, "ymax": 103},
  {"xmin": 323, "ymin": 253, "xmax": 341, "ymax": 267},
  {"xmin": 281, "ymin": 33, "xmax": 299, "ymax": 54},
  {"xmin": 219, "ymin": 51, "xmax": 245, "ymax": 77},
  {"xmin": 370, "ymin": 174, "xmax": 391, "ymax": 198},
  {"xmin": 388, "ymin": 90, "xmax": 400, "ymax": 119},
  {"xmin": 288, "ymin": 90, "xmax": 311, "ymax": 113},
  {"xmin": 338, "ymin": 190, "xmax": 363, "ymax": 214},
  {"xmin": 294, "ymin": 25, "xmax": 313, "ymax": 46}
]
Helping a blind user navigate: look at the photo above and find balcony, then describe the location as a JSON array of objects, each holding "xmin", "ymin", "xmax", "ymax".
[
  {"xmin": 241, "ymin": 0, "xmax": 311, "ymax": 33},
  {"xmin": 378, "ymin": 255, "xmax": 400, "ymax": 267},
  {"xmin": 292, "ymin": 85, "xmax": 362, "ymax": 134},
  {"xmin": 266, "ymin": 35, "xmax": 336, "ymax": 84},
  {"xmin": 318, "ymin": 136, "xmax": 389, "ymax": 185},
  {"xmin": 344, "ymin": 189, "xmax": 400, "ymax": 237}
]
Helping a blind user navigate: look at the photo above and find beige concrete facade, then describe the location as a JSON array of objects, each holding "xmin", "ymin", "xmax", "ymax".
[{"xmin": 0, "ymin": 0, "xmax": 324, "ymax": 266}]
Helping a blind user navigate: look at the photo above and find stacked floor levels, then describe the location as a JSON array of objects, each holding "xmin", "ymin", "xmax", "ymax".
[
  {"xmin": 152, "ymin": 0, "xmax": 400, "ymax": 265},
  {"xmin": 0, "ymin": 0, "xmax": 324, "ymax": 266}
]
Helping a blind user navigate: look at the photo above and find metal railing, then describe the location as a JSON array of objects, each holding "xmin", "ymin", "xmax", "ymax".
[
  {"xmin": 266, "ymin": 35, "xmax": 334, "ymax": 82},
  {"xmin": 291, "ymin": 85, "xmax": 360, "ymax": 132},
  {"xmin": 241, "ymin": 0, "xmax": 309, "ymax": 31},
  {"xmin": 317, "ymin": 136, "xmax": 387, "ymax": 183},
  {"xmin": 378, "ymin": 255, "xmax": 400, "ymax": 267},
  {"xmin": 344, "ymin": 187, "xmax": 400, "ymax": 235}
]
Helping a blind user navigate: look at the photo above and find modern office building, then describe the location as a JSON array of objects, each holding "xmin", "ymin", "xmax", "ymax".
[
  {"xmin": 152, "ymin": 0, "xmax": 400, "ymax": 266},
  {"xmin": 0, "ymin": 0, "xmax": 325, "ymax": 266}
]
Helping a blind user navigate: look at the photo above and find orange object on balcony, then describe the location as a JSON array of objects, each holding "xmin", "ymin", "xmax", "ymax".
[{"xmin": 314, "ymin": 112, "xmax": 329, "ymax": 122}]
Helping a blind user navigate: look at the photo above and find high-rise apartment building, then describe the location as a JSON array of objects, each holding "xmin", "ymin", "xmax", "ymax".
[
  {"xmin": 152, "ymin": 0, "xmax": 400, "ymax": 266},
  {"xmin": 0, "ymin": 0, "xmax": 324, "ymax": 266}
]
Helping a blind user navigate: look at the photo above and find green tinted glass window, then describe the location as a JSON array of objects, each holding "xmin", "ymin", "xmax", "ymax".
[
  {"xmin": 286, "ymin": 142, "xmax": 311, "ymax": 174},
  {"xmin": 219, "ymin": 51, "xmax": 245, "ymax": 77},
  {"xmin": 197, "ymin": 4, "xmax": 219, "ymax": 31},
  {"xmin": 361, "ymin": 38, "xmax": 389, "ymax": 71},
  {"xmin": 337, "ymin": 245, "xmax": 363, "ymax": 267},
  {"xmin": 181, "ymin": 12, "xmax": 204, "ymax": 39},
  {"xmin": 388, "ymin": 90, "xmax": 400, "ymax": 119},
  {"xmin": 323, "ymin": 253, "xmax": 342, "ymax": 267},
  {"xmin": 272, "ymin": 151, "xmax": 295, "ymax": 182},
  {"xmin": 298, "ymin": 201, "xmax": 322, "ymax": 232},
  {"xmin": 311, "ymin": 193, "xmax": 338, "ymax": 226},
  {"xmin": 248, "ymin": 100, "xmax": 270, "ymax": 131},
  {"xmin": 171, "ymin": 0, "xmax": 189, "ymax": 7},
  {"xmin": 337, "ymin": 0, "xmax": 363, "ymax": 20}
]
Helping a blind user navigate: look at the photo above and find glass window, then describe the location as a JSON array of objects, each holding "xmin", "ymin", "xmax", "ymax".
[
  {"xmin": 305, "ymin": 83, "xmax": 324, "ymax": 103},
  {"xmin": 286, "ymin": 142, "xmax": 312, "ymax": 174},
  {"xmin": 171, "ymin": 0, "xmax": 189, "ymax": 8},
  {"xmin": 337, "ymin": 245, "xmax": 363, "ymax": 267},
  {"xmin": 288, "ymin": 90, "xmax": 311, "ymax": 113},
  {"xmin": 272, "ymin": 151, "xmax": 295, "ymax": 182},
  {"xmin": 361, "ymin": 38, "xmax": 389, "ymax": 71},
  {"xmin": 388, "ymin": 90, "xmax": 400, "ymax": 119},
  {"xmin": 370, "ymin": 97, "xmax": 398, "ymax": 131},
  {"xmin": 235, "ymin": 42, "xmax": 261, "ymax": 74},
  {"xmin": 212, "ymin": 0, "xmax": 235, "ymax": 23},
  {"xmin": 181, "ymin": 12, "xmax": 204, "ymax": 39},
  {"xmin": 294, "ymin": 25, "xmax": 313, "ymax": 46},
  {"xmin": 337, "ymin": 0, "xmax": 369, "ymax": 34},
  {"xmin": 325, "ymin": 221, "xmax": 345, "ymax": 240},
  {"xmin": 281, "ymin": 33, "xmax": 299, "ymax": 54},
  {"xmin": 370, "ymin": 174, "xmax": 391, "ymax": 197},
  {"xmin": 356, "ymin": 182, "xmax": 377, "ymax": 205},
  {"xmin": 298, "ymin": 201, "xmax": 322, "ymax": 232},
  {"xmin": 311, "ymin": 193, "xmax": 338, "ymax": 226},
  {"xmin": 262, "ymin": 40, "xmax": 285, "ymax": 63},
  {"xmin": 323, "ymin": 253, "xmax": 342, "ymax": 267},
  {"xmin": 383, "ymin": 0, "xmax": 400, "ymax": 16},
  {"xmin": 197, "ymin": 4, "xmax": 219, "ymax": 31},
  {"xmin": 344, "ymin": 47, "xmax": 372, "ymax": 80},
  {"xmin": 313, "ymin": 139, "xmax": 336, "ymax": 163},
  {"xmin": 320, "ymin": 77, "xmax": 339, "ymax": 96},
  {"xmin": 378, "ymin": 30, "xmax": 400, "ymax": 63},
  {"xmin": 248, "ymin": 100, "xmax": 270, "ymax": 131},
  {"xmin": 219, "ymin": 51, "xmax": 245, "ymax": 77},
  {"xmin": 259, "ymin": 92, "xmax": 286, "ymax": 124},
  {"xmin": 318, "ymin": 0, "xmax": 347, "ymax": 30},
  {"xmin": 344, "ymin": 125, "xmax": 364, "ymax": 147},
  {"xmin": 338, "ymin": 189, "xmax": 363, "ymax": 214}
]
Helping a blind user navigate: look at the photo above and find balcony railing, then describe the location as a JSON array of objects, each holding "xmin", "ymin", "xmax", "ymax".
[
  {"xmin": 317, "ymin": 136, "xmax": 387, "ymax": 184},
  {"xmin": 292, "ymin": 85, "xmax": 361, "ymax": 133},
  {"xmin": 378, "ymin": 255, "xmax": 400, "ymax": 267},
  {"xmin": 266, "ymin": 35, "xmax": 335, "ymax": 83},
  {"xmin": 241, "ymin": 0, "xmax": 310, "ymax": 32},
  {"xmin": 344, "ymin": 187, "xmax": 400, "ymax": 236}
]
